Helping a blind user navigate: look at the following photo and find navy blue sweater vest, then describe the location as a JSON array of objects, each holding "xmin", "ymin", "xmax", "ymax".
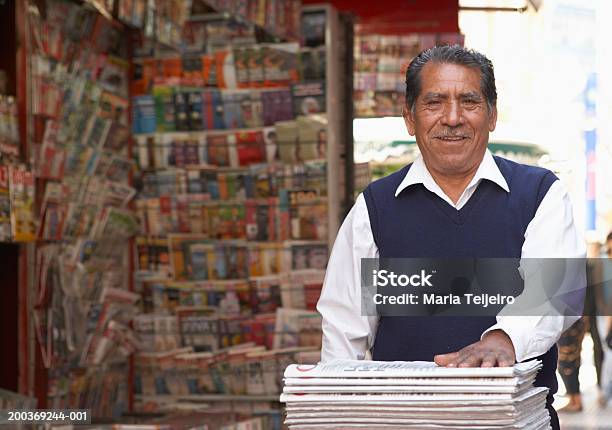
[{"xmin": 363, "ymin": 155, "xmax": 559, "ymax": 396}]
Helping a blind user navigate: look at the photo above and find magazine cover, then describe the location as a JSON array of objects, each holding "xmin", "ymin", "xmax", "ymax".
[
  {"xmin": 103, "ymin": 122, "xmax": 130, "ymax": 152},
  {"xmin": 8, "ymin": 165, "xmax": 36, "ymax": 242},
  {"xmin": 173, "ymin": 89, "xmax": 190, "ymax": 131},
  {"xmin": 37, "ymin": 119, "xmax": 65, "ymax": 179},
  {"xmin": 273, "ymin": 308, "xmax": 321, "ymax": 349},
  {"xmin": 98, "ymin": 56, "xmax": 129, "ymax": 97},
  {"xmin": 236, "ymin": 130, "xmax": 266, "ymax": 166},
  {"xmin": 222, "ymin": 91, "xmax": 245, "ymax": 129},
  {"xmin": 263, "ymin": 126, "xmax": 279, "ymax": 163},
  {"xmin": 153, "ymin": 83, "xmax": 176, "ymax": 132},
  {"xmin": 190, "ymin": 242, "xmax": 212, "ymax": 280},
  {"xmin": 207, "ymin": 133, "xmax": 238, "ymax": 167},
  {"xmin": 282, "ymin": 189, "xmax": 327, "ymax": 240},
  {"xmin": 95, "ymin": 207, "xmax": 140, "ymax": 239},
  {"xmin": 261, "ymin": 89, "xmax": 294, "ymax": 126},
  {"xmin": 296, "ymin": 114, "xmax": 327, "ymax": 161},
  {"xmin": 218, "ymin": 169, "xmax": 246, "ymax": 200},
  {"xmin": 208, "ymin": 203, "xmax": 246, "ymax": 240},
  {"xmin": 247, "ymin": 47, "xmax": 265, "ymax": 87},
  {"xmin": 354, "ymin": 72, "xmax": 377, "ymax": 92},
  {"xmin": 248, "ymin": 242, "xmax": 285, "ymax": 277},
  {"xmin": 39, "ymin": 199, "xmax": 67, "ymax": 241},
  {"xmin": 182, "ymin": 22, "xmax": 207, "ymax": 54},
  {"xmin": 262, "ymin": 43, "xmax": 299, "ymax": 87},
  {"xmin": 301, "ymin": 10, "xmax": 326, "ymax": 47},
  {"xmin": 298, "ymin": 47, "xmax": 326, "ymax": 81},
  {"xmin": 202, "ymin": 89, "xmax": 225, "ymax": 129},
  {"xmin": 249, "ymin": 274, "xmax": 284, "ymax": 313},
  {"xmin": 105, "ymin": 156, "xmax": 134, "ymax": 182},
  {"xmin": 245, "ymin": 198, "xmax": 278, "ymax": 242},
  {"xmin": 275, "ymin": 120, "xmax": 298, "ymax": 163},
  {"xmin": 211, "ymin": 241, "xmax": 249, "ymax": 280},
  {"xmin": 243, "ymin": 91, "xmax": 263, "ymax": 128},
  {"xmin": 99, "ymin": 91, "xmax": 129, "ymax": 125},
  {"xmin": 292, "ymin": 82, "xmax": 326, "ymax": 116},
  {"xmin": 176, "ymin": 307, "xmax": 219, "ymax": 352},
  {"xmin": 215, "ymin": 50, "xmax": 238, "ymax": 89},
  {"xmin": 290, "ymin": 242, "xmax": 328, "ymax": 271},
  {"xmin": 168, "ymin": 234, "xmax": 213, "ymax": 281},
  {"xmin": 234, "ymin": 47, "xmax": 251, "ymax": 89},
  {"xmin": 185, "ymin": 88, "xmax": 204, "ymax": 131},
  {"xmin": 281, "ymin": 269, "xmax": 325, "ymax": 310},
  {"xmin": 375, "ymin": 90, "xmax": 401, "ymax": 117}
]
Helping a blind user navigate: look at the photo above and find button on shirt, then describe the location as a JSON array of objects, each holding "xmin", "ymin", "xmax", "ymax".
[{"xmin": 317, "ymin": 149, "xmax": 586, "ymax": 363}]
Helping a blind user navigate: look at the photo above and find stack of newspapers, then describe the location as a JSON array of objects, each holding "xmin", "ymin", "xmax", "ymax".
[{"xmin": 280, "ymin": 359, "xmax": 550, "ymax": 430}]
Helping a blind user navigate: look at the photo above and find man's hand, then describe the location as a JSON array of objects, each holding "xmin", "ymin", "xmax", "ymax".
[{"xmin": 433, "ymin": 329, "xmax": 516, "ymax": 368}]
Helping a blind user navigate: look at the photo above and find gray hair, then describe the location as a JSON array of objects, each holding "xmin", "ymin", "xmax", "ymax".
[{"xmin": 405, "ymin": 45, "xmax": 497, "ymax": 113}]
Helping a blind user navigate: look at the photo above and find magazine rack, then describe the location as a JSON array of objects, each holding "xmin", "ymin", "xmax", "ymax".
[{"xmin": 16, "ymin": 0, "xmax": 353, "ymax": 424}]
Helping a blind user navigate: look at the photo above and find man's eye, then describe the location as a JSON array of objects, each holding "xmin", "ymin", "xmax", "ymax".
[{"xmin": 426, "ymin": 100, "xmax": 441, "ymax": 106}]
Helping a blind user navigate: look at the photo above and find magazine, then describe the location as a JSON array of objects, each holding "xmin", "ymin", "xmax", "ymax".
[{"xmin": 8, "ymin": 165, "xmax": 36, "ymax": 242}]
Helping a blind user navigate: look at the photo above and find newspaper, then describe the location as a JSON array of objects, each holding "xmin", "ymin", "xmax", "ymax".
[
  {"xmin": 280, "ymin": 387, "xmax": 548, "ymax": 404},
  {"xmin": 284, "ymin": 390, "xmax": 547, "ymax": 412},
  {"xmin": 284, "ymin": 408, "xmax": 550, "ymax": 427},
  {"xmin": 284, "ymin": 375, "xmax": 536, "ymax": 386},
  {"xmin": 286, "ymin": 410, "xmax": 551, "ymax": 429},
  {"xmin": 281, "ymin": 360, "xmax": 550, "ymax": 429},
  {"xmin": 283, "ymin": 382, "xmax": 534, "ymax": 394},
  {"xmin": 284, "ymin": 359, "xmax": 541, "ymax": 379}
]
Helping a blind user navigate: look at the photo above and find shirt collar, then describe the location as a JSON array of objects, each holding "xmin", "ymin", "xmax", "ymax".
[{"xmin": 394, "ymin": 149, "xmax": 510, "ymax": 198}]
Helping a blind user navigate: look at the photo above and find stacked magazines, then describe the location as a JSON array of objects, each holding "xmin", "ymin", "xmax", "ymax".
[{"xmin": 280, "ymin": 359, "xmax": 550, "ymax": 430}]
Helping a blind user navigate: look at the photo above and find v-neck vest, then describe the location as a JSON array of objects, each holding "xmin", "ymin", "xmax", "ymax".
[{"xmin": 363, "ymin": 155, "xmax": 559, "ymax": 395}]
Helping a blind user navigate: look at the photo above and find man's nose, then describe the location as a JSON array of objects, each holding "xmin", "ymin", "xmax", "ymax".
[{"xmin": 441, "ymin": 101, "xmax": 463, "ymax": 127}]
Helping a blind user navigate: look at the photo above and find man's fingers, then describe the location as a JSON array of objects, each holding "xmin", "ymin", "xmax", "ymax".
[
  {"xmin": 436, "ymin": 350, "xmax": 513, "ymax": 368},
  {"xmin": 434, "ymin": 341, "xmax": 516, "ymax": 368},
  {"xmin": 456, "ymin": 351, "xmax": 483, "ymax": 368},
  {"xmin": 480, "ymin": 352, "xmax": 498, "ymax": 368},
  {"xmin": 434, "ymin": 351, "xmax": 459, "ymax": 367},
  {"xmin": 497, "ymin": 352, "xmax": 515, "ymax": 367},
  {"xmin": 435, "ymin": 332, "xmax": 516, "ymax": 368}
]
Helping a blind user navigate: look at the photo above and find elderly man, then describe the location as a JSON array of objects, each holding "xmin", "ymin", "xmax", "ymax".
[{"xmin": 317, "ymin": 46, "xmax": 585, "ymax": 429}]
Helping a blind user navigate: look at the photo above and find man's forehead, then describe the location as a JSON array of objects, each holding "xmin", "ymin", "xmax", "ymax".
[{"xmin": 419, "ymin": 62, "xmax": 483, "ymax": 94}]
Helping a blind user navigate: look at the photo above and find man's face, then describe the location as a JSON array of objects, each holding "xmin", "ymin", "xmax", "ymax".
[{"xmin": 404, "ymin": 62, "xmax": 497, "ymax": 176}]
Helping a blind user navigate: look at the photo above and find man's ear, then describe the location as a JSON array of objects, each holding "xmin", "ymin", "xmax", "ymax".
[
  {"xmin": 403, "ymin": 105, "xmax": 416, "ymax": 136},
  {"xmin": 488, "ymin": 105, "xmax": 498, "ymax": 132}
]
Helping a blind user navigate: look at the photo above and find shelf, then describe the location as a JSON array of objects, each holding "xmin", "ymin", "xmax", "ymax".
[
  {"xmin": 136, "ymin": 393, "xmax": 280, "ymax": 402},
  {"xmin": 188, "ymin": 13, "xmax": 233, "ymax": 23},
  {"xmin": 135, "ymin": 236, "xmax": 328, "ymax": 245},
  {"xmin": 72, "ymin": 0, "xmax": 184, "ymax": 54},
  {"xmin": 132, "ymin": 114, "xmax": 329, "ymax": 139},
  {"xmin": 189, "ymin": 3, "xmax": 291, "ymax": 44}
]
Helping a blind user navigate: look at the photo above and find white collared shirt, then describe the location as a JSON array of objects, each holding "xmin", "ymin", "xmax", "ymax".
[{"xmin": 317, "ymin": 149, "xmax": 586, "ymax": 363}]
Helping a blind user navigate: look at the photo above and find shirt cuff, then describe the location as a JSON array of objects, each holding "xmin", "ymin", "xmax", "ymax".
[{"xmin": 481, "ymin": 321, "xmax": 530, "ymax": 363}]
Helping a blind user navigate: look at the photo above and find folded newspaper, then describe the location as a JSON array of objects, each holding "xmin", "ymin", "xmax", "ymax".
[{"xmin": 280, "ymin": 359, "xmax": 550, "ymax": 430}]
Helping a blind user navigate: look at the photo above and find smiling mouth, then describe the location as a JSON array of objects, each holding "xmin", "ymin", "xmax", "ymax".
[{"xmin": 435, "ymin": 136, "xmax": 469, "ymax": 141}]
